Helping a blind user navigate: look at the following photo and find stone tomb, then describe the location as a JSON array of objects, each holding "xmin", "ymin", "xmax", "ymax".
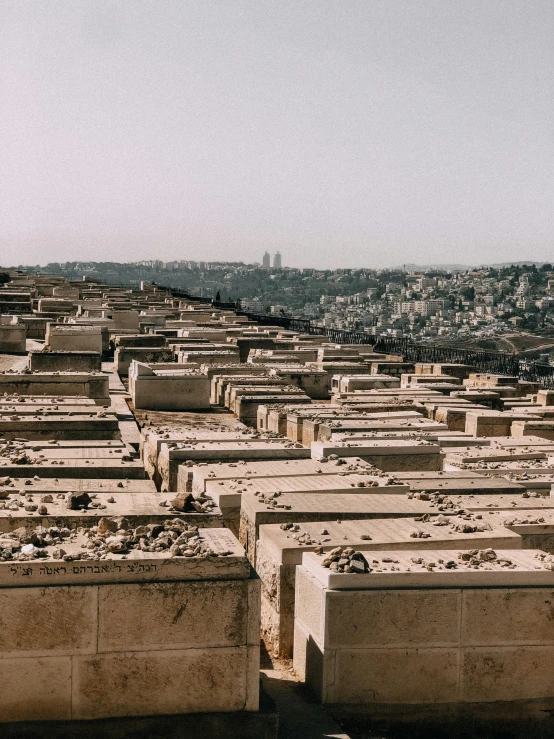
[
  {"xmin": 311, "ymin": 439, "xmax": 443, "ymax": 472},
  {"xmin": 203, "ymin": 473, "xmax": 408, "ymax": 515},
  {"xmin": 238, "ymin": 491, "xmax": 455, "ymax": 562},
  {"xmin": 0, "ymin": 491, "xmax": 221, "ymax": 531},
  {"xmin": 29, "ymin": 352, "xmax": 102, "ymax": 373},
  {"xmin": 0, "ymin": 478, "xmax": 156, "ymax": 494},
  {"xmin": 0, "ymin": 413, "xmax": 120, "ymax": 441},
  {"xmin": 129, "ymin": 362, "xmax": 210, "ymax": 411},
  {"xmin": 0, "ymin": 528, "xmax": 260, "ymax": 722},
  {"xmin": 392, "ymin": 470, "xmax": 525, "ymax": 495},
  {"xmin": 0, "ymin": 403, "xmax": 99, "ymax": 416},
  {"xmin": 141, "ymin": 429, "xmax": 259, "ymax": 484},
  {"xmin": 0, "ymin": 373, "xmax": 109, "ymax": 405},
  {"xmin": 301, "ymin": 410, "xmax": 427, "ymax": 445},
  {"xmin": 257, "ymin": 518, "xmax": 521, "ymax": 658},
  {"xmin": 114, "ymin": 346, "xmax": 173, "ymax": 375},
  {"xmin": 158, "ymin": 440, "xmax": 310, "ymax": 492},
  {"xmin": 186, "ymin": 457, "xmax": 376, "ymax": 495},
  {"xmin": 0, "ymin": 321, "xmax": 26, "ymax": 353},
  {"xmin": 293, "ymin": 549, "xmax": 554, "ymax": 714},
  {"xmin": 0, "ymin": 456, "xmax": 146, "ymax": 479},
  {"xmin": 45, "ymin": 325, "xmax": 103, "ymax": 354}
]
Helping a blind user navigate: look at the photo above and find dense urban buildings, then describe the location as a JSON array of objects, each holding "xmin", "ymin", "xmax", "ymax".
[
  {"xmin": 23, "ymin": 259, "xmax": 554, "ymax": 360},
  {"xmin": 0, "ymin": 265, "xmax": 554, "ymax": 736}
]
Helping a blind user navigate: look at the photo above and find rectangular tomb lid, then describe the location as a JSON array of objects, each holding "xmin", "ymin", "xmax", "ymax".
[
  {"xmin": 240, "ymin": 491, "xmax": 449, "ymax": 519},
  {"xmin": 445, "ymin": 448, "xmax": 548, "ymax": 464},
  {"xmin": 259, "ymin": 518, "xmax": 521, "ymax": 565},
  {"xmin": 205, "ymin": 474, "xmax": 408, "ymax": 510},
  {"xmin": 190, "ymin": 457, "xmax": 376, "ymax": 491},
  {"xmin": 0, "ymin": 528, "xmax": 247, "ymax": 587},
  {"xmin": 445, "ymin": 493, "xmax": 554, "ymax": 511},
  {"xmin": 312, "ymin": 439, "xmax": 441, "ymax": 458},
  {"xmin": 0, "ymin": 478, "xmax": 156, "ymax": 493},
  {"xmin": 164, "ymin": 440, "xmax": 310, "ymax": 461},
  {"xmin": 301, "ymin": 548, "xmax": 552, "ymax": 589}
]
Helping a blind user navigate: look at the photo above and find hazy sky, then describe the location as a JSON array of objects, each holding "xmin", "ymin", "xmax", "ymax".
[{"xmin": 1, "ymin": 1, "xmax": 552, "ymax": 269}]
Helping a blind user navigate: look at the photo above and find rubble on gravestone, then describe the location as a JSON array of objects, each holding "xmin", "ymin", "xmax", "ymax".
[
  {"xmin": 319, "ymin": 545, "xmax": 370, "ymax": 573},
  {"xmin": 0, "ymin": 518, "xmax": 232, "ymax": 562}
]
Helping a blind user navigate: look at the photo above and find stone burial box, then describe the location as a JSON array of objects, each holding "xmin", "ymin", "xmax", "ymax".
[
  {"xmin": 202, "ymin": 472, "xmax": 409, "ymax": 517},
  {"xmin": 465, "ymin": 410, "xmax": 542, "ymax": 438},
  {"xmin": 238, "ymin": 491, "xmax": 456, "ymax": 563},
  {"xmin": 142, "ymin": 429, "xmax": 256, "ymax": 483},
  {"xmin": 257, "ymin": 518, "xmax": 521, "ymax": 659},
  {"xmin": 185, "ymin": 456, "xmax": 376, "ymax": 495},
  {"xmin": 28, "ymin": 351, "xmax": 102, "ymax": 373},
  {"xmin": 282, "ymin": 405, "xmax": 414, "ymax": 443},
  {"xmin": 158, "ymin": 440, "xmax": 310, "ymax": 493},
  {"xmin": 332, "ymin": 375, "xmax": 401, "ymax": 393},
  {"xmin": 129, "ymin": 361, "xmax": 210, "ymax": 411},
  {"xmin": 0, "ymin": 527, "xmax": 261, "ymax": 723},
  {"xmin": 0, "ymin": 477, "xmax": 156, "ymax": 495},
  {"xmin": 234, "ymin": 392, "xmax": 311, "ymax": 426},
  {"xmin": 0, "ymin": 491, "xmax": 222, "ymax": 532},
  {"xmin": 0, "ymin": 318, "xmax": 26, "ymax": 353},
  {"xmin": 0, "ymin": 373, "xmax": 110, "ymax": 405},
  {"xmin": 443, "ymin": 445, "xmax": 552, "ymax": 471},
  {"xmin": 311, "ymin": 439, "xmax": 443, "ymax": 472},
  {"xmin": 0, "ymin": 455, "xmax": 146, "ymax": 480},
  {"xmin": 206, "ymin": 365, "xmax": 268, "ymax": 404},
  {"xmin": 45, "ymin": 325, "xmax": 104, "ymax": 354},
  {"xmin": 0, "ymin": 413, "xmax": 120, "ymax": 441},
  {"xmin": 511, "ymin": 420, "xmax": 554, "ymax": 441},
  {"xmin": 269, "ymin": 368, "xmax": 331, "ymax": 400},
  {"xmin": 293, "ymin": 548, "xmax": 554, "ymax": 715},
  {"xmin": 114, "ymin": 346, "xmax": 174, "ymax": 375},
  {"xmin": 0, "ymin": 396, "xmax": 97, "ymax": 408},
  {"xmin": 316, "ymin": 418, "xmax": 448, "ymax": 443},
  {"xmin": 0, "ymin": 403, "xmax": 99, "ymax": 417},
  {"xmin": 300, "ymin": 410, "xmax": 426, "ymax": 446},
  {"xmin": 391, "ymin": 470, "xmax": 526, "ymax": 495}
]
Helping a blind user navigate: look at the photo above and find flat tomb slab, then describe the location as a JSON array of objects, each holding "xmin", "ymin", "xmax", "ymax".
[
  {"xmin": 239, "ymin": 491, "xmax": 457, "ymax": 561},
  {"xmin": 260, "ymin": 517, "xmax": 522, "ymax": 566},
  {"xmin": 0, "ymin": 492, "xmax": 222, "ymax": 531},
  {"xmin": 0, "ymin": 459, "xmax": 146, "ymax": 479},
  {"xmin": 188, "ymin": 457, "xmax": 375, "ymax": 494},
  {"xmin": 257, "ymin": 518, "xmax": 521, "ymax": 658},
  {"xmin": 204, "ymin": 474, "xmax": 408, "ymax": 512},
  {"xmin": 301, "ymin": 548, "xmax": 550, "ymax": 589},
  {"xmin": 391, "ymin": 472, "xmax": 525, "ymax": 495},
  {"xmin": 0, "ymin": 527, "xmax": 246, "ymax": 587},
  {"xmin": 312, "ymin": 440, "xmax": 442, "ymax": 472},
  {"xmin": 159, "ymin": 440, "xmax": 310, "ymax": 492},
  {"xmin": 0, "ymin": 478, "xmax": 156, "ymax": 494}
]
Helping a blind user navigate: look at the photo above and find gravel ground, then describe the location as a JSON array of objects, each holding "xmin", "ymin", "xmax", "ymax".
[{"xmin": 0, "ymin": 340, "xmax": 43, "ymax": 373}]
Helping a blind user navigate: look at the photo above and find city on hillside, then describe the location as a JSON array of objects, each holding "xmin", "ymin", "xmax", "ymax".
[{"xmin": 13, "ymin": 257, "xmax": 554, "ymax": 360}]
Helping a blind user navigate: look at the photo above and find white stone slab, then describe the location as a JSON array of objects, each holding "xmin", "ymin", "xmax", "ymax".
[{"xmin": 301, "ymin": 548, "xmax": 551, "ymax": 589}]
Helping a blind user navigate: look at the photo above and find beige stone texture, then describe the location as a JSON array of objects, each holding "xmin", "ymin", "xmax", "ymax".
[
  {"xmin": 0, "ymin": 656, "xmax": 72, "ymax": 721},
  {"xmin": 461, "ymin": 588, "xmax": 554, "ymax": 646},
  {"xmin": 72, "ymin": 646, "xmax": 249, "ymax": 719},
  {"xmin": 0, "ymin": 586, "xmax": 97, "ymax": 657},
  {"xmin": 461, "ymin": 646, "xmax": 554, "ymax": 702},
  {"xmin": 98, "ymin": 580, "xmax": 249, "ymax": 652},
  {"xmin": 332, "ymin": 648, "xmax": 459, "ymax": 704},
  {"xmin": 295, "ymin": 567, "xmax": 325, "ymax": 645},
  {"xmin": 325, "ymin": 589, "xmax": 460, "ymax": 649}
]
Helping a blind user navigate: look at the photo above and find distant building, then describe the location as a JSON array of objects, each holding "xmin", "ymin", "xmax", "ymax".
[
  {"xmin": 262, "ymin": 252, "xmax": 270, "ymax": 269},
  {"xmin": 273, "ymin": 252, "xmax": 282, "ymax": 269}
]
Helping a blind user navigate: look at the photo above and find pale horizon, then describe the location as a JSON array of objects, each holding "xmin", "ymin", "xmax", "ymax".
[{"xmin": 1, "ymin": 1, "xmax": 552, "ymax": 269}]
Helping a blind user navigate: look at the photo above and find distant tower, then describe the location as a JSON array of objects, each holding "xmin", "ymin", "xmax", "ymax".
[
  {"xmin": 262, "ymin": 251, "xmax": 271, "ymax": 269},
  {"xmin": 273, "ymin": 251, "xmax": 282, "ymax": 269}
]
